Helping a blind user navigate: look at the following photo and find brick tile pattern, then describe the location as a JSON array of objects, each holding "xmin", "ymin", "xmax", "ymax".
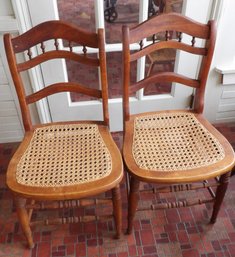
[{"xmin": 0, "ymin": 123, "xmax": 235, "ymax": 256}]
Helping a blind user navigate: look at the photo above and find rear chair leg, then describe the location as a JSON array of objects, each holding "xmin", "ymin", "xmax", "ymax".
[
  {"xmin": 210, "ymin": 172, "xmax": 230, "ymax": 224},
  {"xmin": 112, "ymin": 185, "xmax": 122, "ymax": 239},
  {"xmin": 14, "ymin": 196, "xmax": 34, "ymax": 249},
  {"xmin": 127, "ymin": 176, "xmax": 140, "ymax": 235}
]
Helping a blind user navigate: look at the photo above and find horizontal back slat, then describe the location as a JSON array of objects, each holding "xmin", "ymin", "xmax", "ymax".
[
  {"xmin": 130, "ymin": 41, "xmax": 207, "ymax": 62},
  {"xmin": 129, "ymin": 72, "xmax": 200, "ymax": 94},
  {"xmin": 129, "ymin": 13, "xmax": 210, "ymax": 44},
  {"xmin": 17, "ymin": 50, "xmax": 99, "ymax": 71},
  {"xmin": 12, "ymin": 20, "xmax": 98, "ymax": 53},
  {"xmin": 26, "ymin": 82, "xmax": 102, "ymax": 104}
]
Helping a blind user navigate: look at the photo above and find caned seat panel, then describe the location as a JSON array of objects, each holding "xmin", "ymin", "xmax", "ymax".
[
  {"xmin": 7, "ymin": 122, "xmax": 123, "ymax": 200},
  {"xmin": 17, "ymin": 124, "xmax": 112, "ymax": 187},
  {"xmin": 123, "ymin": 111, "xmax": 235, "ymax": 184}
]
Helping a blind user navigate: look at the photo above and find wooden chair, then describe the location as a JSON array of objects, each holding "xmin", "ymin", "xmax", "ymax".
[
  {"xmin": 4, "ymin": 20, "xmax": 123, "ymax": 248},
  {"xmin": 122, "ymin": 13, "xmax": 235, "ymax": 234}
]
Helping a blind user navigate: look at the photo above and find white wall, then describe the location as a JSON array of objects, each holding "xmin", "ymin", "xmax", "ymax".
[
  {"xmin": 0, "ymin": 0, "xmax": 14, "ymax": 16},
  {"xmin": 0, "ymin": 1, "xmax": 25, "ymax": 142},
  {"xmin": 0, "ymin": 0, "xmax": 41, "ymax": 143},
  {"xmin": 204, "ymin": 0, "xmax": 235, "ymax": 123}
]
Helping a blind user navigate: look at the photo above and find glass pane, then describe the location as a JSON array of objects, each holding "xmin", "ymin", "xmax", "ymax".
[
  {"xmin": 144, "ymin": 0, "xmax": 183, "ymax": 96},
  {"xmin": 57, "ymin": 0, "xmax": 95, "ymax": 32},
  {"xmin": 106, "ymin": 51, "xmax": 136, "ymax": 99},
  {"xmin": 165, "ymin": 0, "xmax": 183, "ymax": 13},
  {"xmin": 67, "ymin": 55, "xmax": 99, "ymax": 102},
  {"xmin": 58, "ymin": 0, "xmax": 97, "ymax": 102},
  {"xmin": 57, "ymin": 0, "xmax": 184, "ymax": 101},
  {"xmin": 68, "ymin": 51, "xmax": 137, "ymax": 102},
  {"xmin": 144, "ymin": 48, "xmax": 176, "ymax": 96},
  {"xmin": 105, "ymin": 0, "xmax": 139, "ymax": 44},
  {"xmin": 106, "ymin": 52, "xmax": 122, "ymax": 99}
]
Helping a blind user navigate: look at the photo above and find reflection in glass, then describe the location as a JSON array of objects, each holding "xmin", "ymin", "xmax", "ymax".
[
  {"xmin": 144, "ymin": 0, "xmax": 183, "ymax": 96},
  {"xmin": 66, "ymin": 55, "xmax": 99, "ymax": 103},
  {"xmin": 57, "ymin": 0, "xmax": 96, "ymax": 32},
  {"xmin": 104, "ymin": 0, "xmax": 139, "ymax": 44},
  {"xmin": 144, "ymin": 48, "xmax": 176, "ymax": 96},
  {"xmin": 69, "ymin": 52, "xmax": 136, "ymax": 102},
  {"xmin": 57, "ymin": 0, "xmax": 183, "ymax": 101}
]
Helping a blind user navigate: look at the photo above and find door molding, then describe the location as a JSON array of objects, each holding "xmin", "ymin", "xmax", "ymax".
[
  {"xmin": 11, "ymin": 0, "xmax": 52, "ymax": 124},
  {"xmin": 0, "ymin": 15, "xmax": 25, "ymax": 139}
]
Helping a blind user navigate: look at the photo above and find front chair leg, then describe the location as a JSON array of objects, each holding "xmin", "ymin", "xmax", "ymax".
[
  {"xmin": 14, "ymin": 196, "xmax": 34, "ymax": 249},
  {"xmin": 127, "ymin": 176, "xmax": 140, "ymax": 235},
  {"xmin": 210, "ymin": 172, "xmax": 230, "ymax": 224},
  {"xmin": 112, "ymin": 185, "xmax": 122, "ymax": 239}
]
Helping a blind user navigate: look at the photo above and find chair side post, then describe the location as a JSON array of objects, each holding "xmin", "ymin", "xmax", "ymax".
[
  {"xmin": 122, "ymin": 25, "xmax": 131, "ymax": 130},
  {"xmin": 4, "ymin": 33, "xmax": 33, "ymax": 131},
  {"xmin": 194, "ymin": 20, "xmax": 217, "ymax": 113},
  {"xmin": 98, "ymin": 28, "xmax": 110, "ymax": 127}
]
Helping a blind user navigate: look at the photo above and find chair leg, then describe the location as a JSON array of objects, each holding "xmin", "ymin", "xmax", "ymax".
[
  {"xmin": 112, "ymin": 185, "xmax": 122, "ymax": 239},
  {"xmin": 124, "ymin": 163, "xmax": 130, "ymax": 195},
  {"xmin": 210, "ymin": 172, "xmax": 230, "ymax": 224},
  {"xmin": 127, "ymin": 176, "xmax": 140, "ymax": 235},
  {"xmin": 14, "ymin": 196, "xmax": 34, "ymax": 249}
]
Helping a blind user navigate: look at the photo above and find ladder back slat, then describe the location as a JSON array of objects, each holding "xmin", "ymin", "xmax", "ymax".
[{"xmin": 26, "ymin": 82, "xmax": 102, "ymax": 105}]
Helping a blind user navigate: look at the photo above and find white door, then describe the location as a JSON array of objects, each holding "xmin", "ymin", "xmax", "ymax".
[{"xmin": 13, "ymin": 0, "xmax": 219, "ymax": 131}]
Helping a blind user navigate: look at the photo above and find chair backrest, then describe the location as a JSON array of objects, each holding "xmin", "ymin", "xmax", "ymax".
[
  {"xmin": 122, "ymin": 13, "xmax": 216, "ymax": 122},
  {"xmin": 4, "ymin": 20, "xmax": 109, "ymax": 131}
]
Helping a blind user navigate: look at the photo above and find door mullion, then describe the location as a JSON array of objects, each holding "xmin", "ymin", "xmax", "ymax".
[{"xmin": 136, "ymin": 0, "xmax": 149, "ymax": 100}]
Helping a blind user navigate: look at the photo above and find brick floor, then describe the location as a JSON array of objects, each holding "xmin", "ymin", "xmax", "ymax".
[{"xmin": 0, "ymin": 123, "xmax": 235, "ymax": 256}]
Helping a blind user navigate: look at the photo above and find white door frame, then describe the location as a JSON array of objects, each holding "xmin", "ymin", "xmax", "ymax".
[
  {"xmin": 11, "ymin": 0, "xmax": 223, "ymax": 130},
  {"xmin": 11, "ymin": 0, "xmax": 53, "ymax": 124}
]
